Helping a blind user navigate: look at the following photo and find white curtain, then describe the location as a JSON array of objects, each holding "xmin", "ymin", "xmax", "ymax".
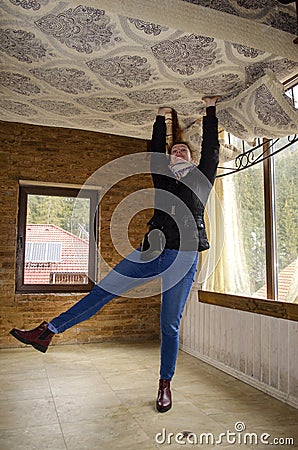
[{"xmin": 198, "ymin": 174, "xmax": 251, "ymax": 295}]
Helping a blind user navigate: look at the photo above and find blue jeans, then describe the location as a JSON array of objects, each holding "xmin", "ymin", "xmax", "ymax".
[{"xmin": 50, "ymin": 248, "xmax": 198, "ymax": 380}]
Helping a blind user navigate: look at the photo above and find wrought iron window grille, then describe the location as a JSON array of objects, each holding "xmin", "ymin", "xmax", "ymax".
[{"xmin": 216, "ymin": 133, "xmax": 298, "ymax": 178}]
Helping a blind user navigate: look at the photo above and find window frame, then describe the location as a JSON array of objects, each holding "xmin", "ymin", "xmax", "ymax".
[
  {"xmin": 16, "ymin": 185, "xmax": 99, "ymax": 293},
  {"xmin": 198, "ymin": 291, "xmax": 298, "ymax": 322}
]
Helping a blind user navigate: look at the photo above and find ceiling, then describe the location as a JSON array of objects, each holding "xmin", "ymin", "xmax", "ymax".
[{"xmin": 1, "ymin": 0, "xmax": 298, "ymax": 147}]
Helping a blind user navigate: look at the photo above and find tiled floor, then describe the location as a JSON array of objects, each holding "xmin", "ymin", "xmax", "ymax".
[{"xmin": 0, "ymin": 341, "xmax": 297, "ymax": 450}]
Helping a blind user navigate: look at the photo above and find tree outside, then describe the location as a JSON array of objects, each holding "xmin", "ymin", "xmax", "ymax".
[{"xmin": 27, "ymin": 195, "xmax": 90, "ymax": 238}]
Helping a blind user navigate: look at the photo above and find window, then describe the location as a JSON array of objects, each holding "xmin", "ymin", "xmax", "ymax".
[
  {"xmin": 16, "ymin": 185, "xmax": 99, "ymax": 293},
  {"xmin": 203, "ymin": 82, "xmax": 297, "ymax": 303}
]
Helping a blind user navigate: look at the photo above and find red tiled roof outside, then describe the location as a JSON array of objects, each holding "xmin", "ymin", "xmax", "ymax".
[
  {"xmin": 24, "ymin": 224, "xmax": 89, "ymax": 284},
  {"xmin": 255, "ymin": 258, "xmax": 297, "ymax": 302}
]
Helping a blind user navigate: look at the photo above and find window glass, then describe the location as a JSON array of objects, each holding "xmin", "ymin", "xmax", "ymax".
[
  {"xmin": 232, "ymin": 163, "xmax": 266, "ymax": 297},
  {"xmin": 273, "ymin": 140, "xmax": 298, "ymax": 302}
]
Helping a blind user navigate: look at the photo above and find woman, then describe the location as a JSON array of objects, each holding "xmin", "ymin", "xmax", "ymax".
[{"xmin": 10, "ymin": 96, "xmax": 220, "ymax": 413}]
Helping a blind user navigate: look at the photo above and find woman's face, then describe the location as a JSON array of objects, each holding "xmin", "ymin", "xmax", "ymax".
[{"xmin": 170, "ymin": 143, "xmax": 192, "ymax": 163}]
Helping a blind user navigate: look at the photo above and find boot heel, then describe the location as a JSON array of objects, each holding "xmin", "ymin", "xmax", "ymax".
[{"xmin": 32, "ymin": 342, "xmax": 48, "ymax": 353}]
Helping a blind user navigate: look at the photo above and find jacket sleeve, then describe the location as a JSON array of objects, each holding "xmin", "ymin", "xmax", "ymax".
[
  {"xmin": 149, "ymin": 115, "xmax": 168, "ymax": 188},
  {"xmin": 150, "ymin": 115, "xmax": 167, "ymax": 153},
  {"xmin": 197, "ymin": 115, "xmax": 220, "ymax": 185}
]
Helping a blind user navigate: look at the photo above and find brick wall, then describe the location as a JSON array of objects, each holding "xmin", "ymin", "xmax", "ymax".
[{"xmin": 0, "ymin": 120, "xmax": 161, "ymax": 348}]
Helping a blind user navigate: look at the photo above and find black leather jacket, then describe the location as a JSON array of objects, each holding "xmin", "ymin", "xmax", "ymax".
[{"xmin": 147, "ymin": 114, "xmax": 219, "ymax": 251}]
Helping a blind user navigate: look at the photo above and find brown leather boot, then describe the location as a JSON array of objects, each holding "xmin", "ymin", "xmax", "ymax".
[
  {"xmin": 156, "ymin": 379, "xmax": 172, "ymax": 413},
  {"xmin": 10, "ymin": 321, "xmax": 54, "ymax": 353}
]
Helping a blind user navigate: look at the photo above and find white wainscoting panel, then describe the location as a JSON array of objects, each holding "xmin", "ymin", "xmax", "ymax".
[{"xmin": 180, "ymin": 291, "xmax": 298, "ymax": 408}]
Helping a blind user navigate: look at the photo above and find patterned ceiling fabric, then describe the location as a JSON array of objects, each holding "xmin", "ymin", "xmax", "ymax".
[
  {"xmin": 0, "ymin": 0, "xmax": 297, "ymax": 151},
  {"xmin": 182, "ymin": 0, "xmax": 297, "ymax": 35},
  {"xmin": 217, "ymin": 70, "xmax": 298, "ymax": 141}
]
